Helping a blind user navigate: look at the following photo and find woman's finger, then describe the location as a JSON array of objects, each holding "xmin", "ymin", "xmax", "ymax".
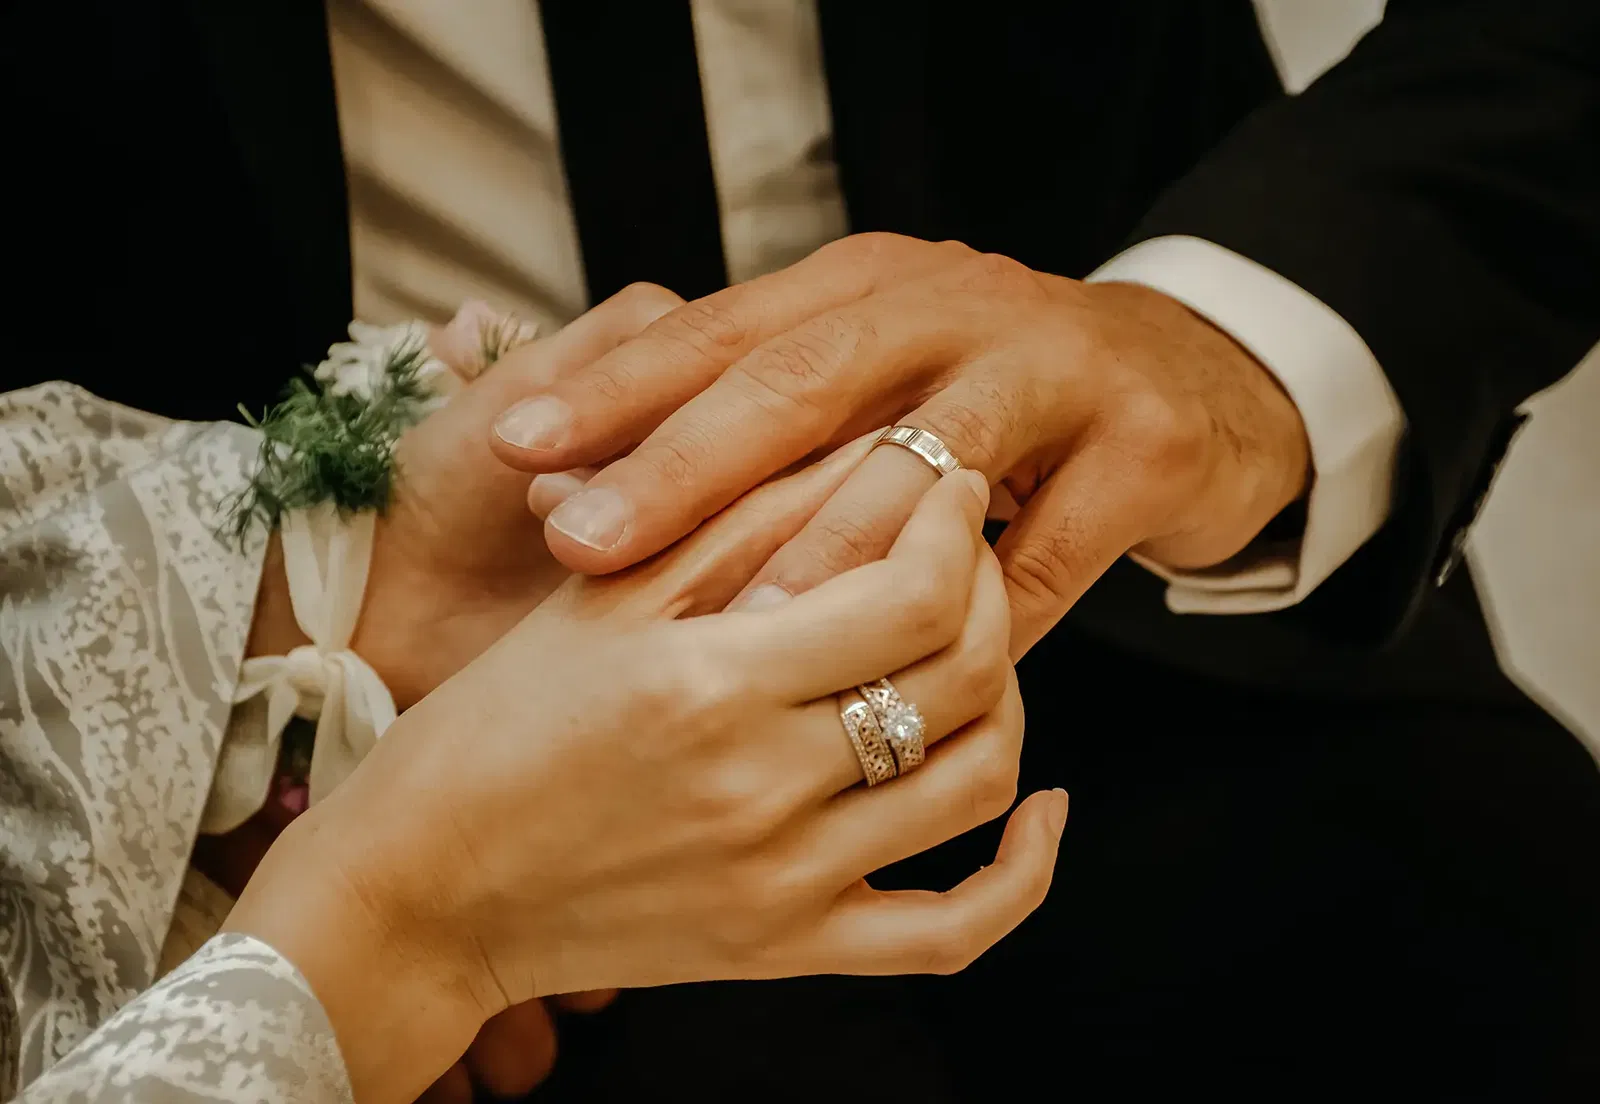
[
  {"xmin": 731, "ymin": 356, "xmax": 1070, "ymax": 606},
  {"xmin": 773, "ymin": 547, "xmax": 1013, "ymax": 796},
  {"xmin": 728, "ymin": 443, "xmax": 937, "ymax": 609},
  {"xmin": 464, "ymin": 999, "xmax": 559, "ymax": 1099},
  {"xmin": 793, "ymin": 787, "xmax": 1068, "ymax": 977},
  {"xmin": 785, "ymin": 666, "xmax": 1025, "ymax": 884},
  {"xmin": 704, "ymin": 469, "xmax": 990, "ymax": 703}
]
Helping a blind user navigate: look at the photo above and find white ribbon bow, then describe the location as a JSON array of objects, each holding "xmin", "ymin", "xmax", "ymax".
[{"xmin": 202, "ymin": 504, "xmax": 396, "ymax": 834}]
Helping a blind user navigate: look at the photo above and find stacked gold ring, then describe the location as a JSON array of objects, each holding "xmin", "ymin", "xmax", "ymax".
[
  {"xmin": 838, "ymin": 694, "xmax": 899, "ymax": 787},
  {"xmin": 858, "ymin": 678, "xmax": 927, "ymax": 774},
  {"xmin": 837, "ymin": 676, "xmax": 927, "ymax": 786}
]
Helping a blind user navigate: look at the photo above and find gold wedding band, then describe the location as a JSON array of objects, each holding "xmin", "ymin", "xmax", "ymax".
[
  {"xmin": 838, "ymin": 693, "xmax": 899, "ymax": 786},
  {"xmin": 873, "ymin": 425, "xmax": 964, "ymax": 477},
  {"xmin": 858, "ymin": 677, "xmax": 927, "ymax": 775}
]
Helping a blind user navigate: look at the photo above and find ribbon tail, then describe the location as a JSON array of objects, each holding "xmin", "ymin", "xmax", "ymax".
[
  {"xmin": 306, "ymin": 662, "xmax": 348, "ymax": 808},
  {"xmin": 201, "ymin": 680, "xmax": 299, "ymax": 835},
  {"xmin": 279, "ymin": 508, "xmax": 331, "ymax": 644}
]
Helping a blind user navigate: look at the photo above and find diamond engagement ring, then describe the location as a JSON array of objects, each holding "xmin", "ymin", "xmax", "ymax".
[
  {"xmin": 857, "ymin": 677, "xmax": 926, "ymax": 775},
  {"xmin": 872, "ymin": 425, "xmax": 964, "ymax": 477},
  {"xmin": 838, "ymin": 693, "xmax": 899, "ymax": 786}
]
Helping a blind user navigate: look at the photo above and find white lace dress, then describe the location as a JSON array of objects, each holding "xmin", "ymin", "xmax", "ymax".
[{"xmin": 0, "ymin": 384, "xmax": 351, "ymax": 1102}]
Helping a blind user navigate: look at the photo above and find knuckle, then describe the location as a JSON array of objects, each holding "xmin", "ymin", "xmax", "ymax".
[
  {"xmin": 733, "ymin": 320, "xmax": 860, "ymax": 413},
  {"xmin": 931, "ymin": 238, "xmax": 982, "ymax": 265},
  {"xmin": 957, "ymin": 646, "xmax": 1012, "ymax": 716},
  {"xmin": 613, "ymin": 281, "xmax": 685, "ymax": 324},
  {"xmin": 820, "ymin": 231, "xmax": 919, "ymax": 268},
  {"xmin": 575, "ymin": 360, "xmax": 637, "ymax": 404},
  {"xmin": 896, "ymin": 565, "xmax": 963, "ymax": 641},
  {"xmin": 804, "ymin": 512, "xmax": 892, "ymax": 578},
  {"xmin": 1112, "ymin": 389, "xmax": 1208, "ymax": 478},
  {"xmin": 952, "ymin": 252, "xmax": 1050, "ymax": 302},
  {"xmin": 655, "ymin": 298, "xmax": 750, "ymax": 356},
  {"xmin": 1001, "ymin": 531, "xmax": 1080, "ymax": 610},
  {"xmin": 915, "ymin": 392, "xmax": 1009, "ymax": 472},
  {"xmin": 657, "ymin": 643, "xmax": 745, "ymax": 727},
  {"xmin": 639, "ymin": 421, "xmax": 721, "ymax": 492}
]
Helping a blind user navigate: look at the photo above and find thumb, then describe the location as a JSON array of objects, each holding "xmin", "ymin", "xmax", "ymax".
[{"xmin": 993, "ymin": 444, "xmax": 1153, "ymax": 659}]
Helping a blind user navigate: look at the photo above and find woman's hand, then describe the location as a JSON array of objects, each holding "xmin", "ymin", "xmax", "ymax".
[
  {"xmin": 214, "ymin": 291, "xmax": 685, "ymax": 1100},
  {"xmin": 228, "ymin": 456, "xmax": 1067, "ymax": 1104}
]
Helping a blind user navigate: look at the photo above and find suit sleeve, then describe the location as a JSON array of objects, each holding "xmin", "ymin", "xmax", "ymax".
[{"xmin": 1130, "ymin": 0, "xmax": 1600, "ymax": 644}]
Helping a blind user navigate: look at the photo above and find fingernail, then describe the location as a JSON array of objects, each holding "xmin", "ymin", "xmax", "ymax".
[
  {"xmin": 547, "ymin": 486, "xmax": 631, "ymax": 550},
  {"xmin": 528, "ymin": 471, "xmax": 591, "ymax": 519},
  {"xmin": 494, "ymin": 396, "xmax": 571, "ymax": 451},
  {"xmin": 1047, "ymin": 788, "xmax": 1070, "ymax": 838},
  {"xmin": 959, "ymin": 469, "xmax": 991, "ymax": 510},
  {"xmin": 731, "ymin": 583, "xmax": 792, "ymax": 612}
]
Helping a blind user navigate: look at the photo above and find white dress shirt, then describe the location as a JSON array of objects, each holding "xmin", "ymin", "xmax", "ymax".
[{"xmin": 327, "ymin": 0, "xmax": 1404, "ymax": 613}]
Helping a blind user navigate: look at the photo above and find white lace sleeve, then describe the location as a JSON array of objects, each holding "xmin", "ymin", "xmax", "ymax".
[
  {"xmin": 0, "ymin": 384, "xmax": 269, "ymax": 1094},
  {"xmin": 11, "ymin": 933, "xmax": 351, "ymax": 1103}
]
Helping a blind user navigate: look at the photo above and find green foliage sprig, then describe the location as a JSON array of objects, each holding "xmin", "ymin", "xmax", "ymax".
[{"xmin": 225, "ymin": 331, "xmax": 437, "ymax": 543}]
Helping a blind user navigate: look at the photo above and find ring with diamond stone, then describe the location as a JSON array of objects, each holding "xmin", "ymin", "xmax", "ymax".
[
  {"xmin": 872, "ymin": 425, "xmax": 964, "ymax": 477},
  {"xmin": 857, "ymin": 677, "xmax": 927, "ymax": 775},
  {"xmin": 837, "ymin": 693, "xmax": 899, "ymax": 787}
]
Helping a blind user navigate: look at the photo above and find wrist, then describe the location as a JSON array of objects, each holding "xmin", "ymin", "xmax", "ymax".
[
  {"xmin": 224, "ymin": 803, "xmax": 491, "ymax": 1104},
  {"xmin": 1090, "ymin": 281, "xmax": 1311, "ymax": 567},
  {"xmin": 247, "ymin": 533, "xmax": 311, "ymax": 659}
]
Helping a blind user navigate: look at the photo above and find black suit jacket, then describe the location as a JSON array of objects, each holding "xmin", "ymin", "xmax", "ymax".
[{"xmin": 5, "ymin": 1, "xmax": 1597, "ymax": 702}]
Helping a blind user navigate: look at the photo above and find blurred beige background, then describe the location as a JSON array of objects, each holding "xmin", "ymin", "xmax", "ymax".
[{"xmin": 1257, "ymin": 0, "xmax": 1599, "ymax": 753}]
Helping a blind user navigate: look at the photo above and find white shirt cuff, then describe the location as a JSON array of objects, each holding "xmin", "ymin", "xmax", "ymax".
[{"xmin": 1086, "ymin": 235, "xmax": 1406, "ymax": 614}]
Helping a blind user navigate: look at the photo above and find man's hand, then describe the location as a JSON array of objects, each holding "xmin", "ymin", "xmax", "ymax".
[
  {"xmin": 417, "ymin": 991, "xmax": 617, "ymax": 1103},
  {"xmin": 489, "ymin": 233, "xmax": 1311, "ymax": 655}
]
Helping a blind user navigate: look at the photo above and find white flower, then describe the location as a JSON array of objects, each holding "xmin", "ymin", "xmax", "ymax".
[{"xmin": 314, "ymin": 320, "xmax": 448, "ymax": 401}]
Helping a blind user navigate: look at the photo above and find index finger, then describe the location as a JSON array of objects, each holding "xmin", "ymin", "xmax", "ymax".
[
  {"xmin": 537, "ymin": 293, "xmax": 965, "ymax": 574},
  {"xmin": 487, "ymin": 233, "xmax": 964, "ymax": 474},
  {"xmin": 704, "ymin": 469, "xmax": 990, "ymax": 703}
]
